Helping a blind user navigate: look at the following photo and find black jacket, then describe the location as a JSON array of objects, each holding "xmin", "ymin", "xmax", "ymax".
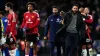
[{"xmin": 56, "ymin": 11, "xmax": 85, "ymax": 39}]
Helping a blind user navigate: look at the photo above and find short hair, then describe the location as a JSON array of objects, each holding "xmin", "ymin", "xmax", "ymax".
[
  {"xmin": 72, "ymin": 4, "xmax": 79, "ymax": 8},
  {"xmin": 0, "ymin": 11, "xmax": 5, "ymax": 15},
  {"xmin": 52, "ymin": 6, "xmax": 59, "ymax": 10},
  {"xmin": 79, "ymin": 7, "xmax": 84, "ymax": 12},
  {"xmin": 26, "ymin": 2, "xmax": 36, "ymax": 9},
  {"xmin": 60, "ymin": 11, "xmax": 65, "ymax": 14},
  {"xmin": 85, "ymin": 7, "xmax": 90, "ymax": 10},
  {"xmin": 5, "ymin": 2, "xmax": 13, "ymax": 9}
]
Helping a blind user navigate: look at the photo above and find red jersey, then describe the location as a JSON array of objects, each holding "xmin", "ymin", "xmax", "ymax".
[
  {"xmin": 6, "ymin": 12, "xmax": 17, "ymax": 35},
  {"xmin": 83, "ymin": 14, "xmax": 93, "ymax": 24},
  {"xmin": 83, "ymin": 14, "xmax": 93, "ymax": 40},
  {"xmin": 21, "ymin": 11, "xmax": 40, "ymax": 34},
  {"xmin": 86, "ymin": 14, "xmax": 93, "ymax": 40}
]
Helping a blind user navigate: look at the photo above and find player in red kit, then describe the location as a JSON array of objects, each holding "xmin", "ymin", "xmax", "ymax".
[
  {"xmin": 5, "ymin": 2, "xmax": 17, "ymax": 56},
  {"xmin": 21, "ymin": 2, "xmax": 40, "ymax": 56},
  {"xmin": 80, "ymin": 7, "xmax": 93, "ymax": 56}
]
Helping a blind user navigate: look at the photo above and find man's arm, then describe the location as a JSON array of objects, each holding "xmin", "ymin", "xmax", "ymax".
[
  {"xmin": 63, "ymin": 13, "xmax": 67, "ymax": 25},
  {"xmin": 56, "ymin": 12, "xmax": 69, "ymax": 37},
  {"xmin": 10, "ymin": 13, "xmax": 17, "ymax": 35},
  {"xmin": 79, "ymin": 15, "xmax": 86, "ymax": 39},
  {"xmin": 84, "ymin": 15, "xmax": 93, "ymax": 24},
  {"xmin": 44, "ymin": 18, "xmax": 50, "ymax": 39}
]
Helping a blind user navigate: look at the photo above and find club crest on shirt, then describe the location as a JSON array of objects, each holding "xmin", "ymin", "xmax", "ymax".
[
  {"xmin": 32, "ymin": 16, "xmax": 34, "ymax": 18},
  {"xmin": 56, "ymin": 18, "xmax": 60, "ymax": 22}
]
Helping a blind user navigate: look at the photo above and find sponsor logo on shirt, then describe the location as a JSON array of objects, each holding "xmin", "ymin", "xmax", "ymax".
[{"xmin": 56, "ymin": 18, "xmax": 61, "ymax": 23}]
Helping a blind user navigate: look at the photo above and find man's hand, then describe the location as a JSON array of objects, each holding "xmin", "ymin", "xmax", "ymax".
[
  {"xmin": 61, "ymin": 19, "xmax": 64, "ymax": 25},
  {"xmin": 44, "ymin": 36, "xmax": 47, "ymax": 40},
  {"xmin": 44, "ymin": 36, "xmax": 48, "ymax": 47},
  {"xmin": 86, "ymin": 25, "xmax": 88, "ymax": 30}
]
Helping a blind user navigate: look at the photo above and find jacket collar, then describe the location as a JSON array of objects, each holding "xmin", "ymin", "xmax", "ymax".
[{"xmin": 69, "ymin": 10, "xmax": 80, "ymax": 15}]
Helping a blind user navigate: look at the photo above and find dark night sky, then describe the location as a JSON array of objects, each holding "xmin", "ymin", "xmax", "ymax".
[
  {"xmin": 0, "ymin": 0, "xmax": 29, "ymax": 11},
  {"xmin": 0, "ymin": 0, "xmax": 5, "ymax": 10}
]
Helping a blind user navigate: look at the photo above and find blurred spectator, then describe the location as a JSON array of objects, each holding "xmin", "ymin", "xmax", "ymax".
[
  {"xmin": 93, "ymin": 40, "xmax": 100, "ymax": 54},
  {"xmin": 93, "ymin": 7, "xmax": 100, "ymax": 25},
  {"xmin": 95, "ymin": 18, "xmax": 100, "ymax": 38},
  {"xmin": 95, "ymin": 18, "xmax": 100, "ymax": 40},
  {"xmin": 96, "ymin": 18, "xmax": 100, "ymax": 31}
]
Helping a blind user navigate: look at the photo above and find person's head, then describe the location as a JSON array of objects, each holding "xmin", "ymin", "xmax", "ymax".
[
  {"xmin": 84, "ymin": 7, "xmax": 90, "ymax": 14},
  {"xmin": 5, "ymin": 2, "xmax": 13, "ymax": 12},
  {"xmin": 60, "ymin": 11, "xmax": 65, "ymax": 17},
  {"xmin": 26, "ymin": 2, "xmax": 36, "ymax": 12},
  {"xmin": 72, "ymin": 4, "xmax": 79, "ymax": 13},
  {"xmin": 0, "ymin": 11, "xmax": 4, "ymax": 18},
  {"xmin": 79, "ymin": 7, "xmax": 84, "ymax": 13},
  {"xmin": 52, "ymin": 6, "xmax": 59, "ymax": 14}
]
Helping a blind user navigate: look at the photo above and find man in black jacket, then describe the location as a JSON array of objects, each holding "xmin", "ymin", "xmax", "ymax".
[{"xmin": 56, "ymin": 4, "xmax": 85, "ymax": 56}]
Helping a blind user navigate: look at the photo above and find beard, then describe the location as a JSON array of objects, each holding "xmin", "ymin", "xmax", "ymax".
[{"xmin": 53, "ymin": 12, "xmax": 58, "ymax": 15}]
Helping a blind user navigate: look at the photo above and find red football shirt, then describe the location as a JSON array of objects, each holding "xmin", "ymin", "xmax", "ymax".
[
  {"xmin": 83, "ymin": 14, "xmax": 93, "ymax": 24},
  {"xmin": 21, "ymin": 11, "xmax": 40, "ymax": 34},
  {"xmin": 6, "ymin": 12, "xmax": 17, "ymax": 35}
]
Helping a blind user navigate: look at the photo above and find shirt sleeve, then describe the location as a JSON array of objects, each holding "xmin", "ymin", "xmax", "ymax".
[
  {"xmin": 85, "ymin": 15, "xmax": 93, "ymax": 24},
  {"xmin": 44, "ymin": 17, "xmax": 50, "ymax": 36},
  {"xmin": 10, "ymin": 14, "xmax": 17, "ymax": 34},
  {"xmin": 63, "ymin": 13, "xmax": 68, "ymax": 25}
]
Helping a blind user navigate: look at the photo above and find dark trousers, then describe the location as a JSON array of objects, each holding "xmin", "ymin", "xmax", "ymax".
[
  {"xmin": 56, "ymin": 40, "xmax": 65, "ymax": 56},
  {"xmin": 49, "ymin": 42, "xmax": 55, "ymax": 56},
  {"xmin": 50, "ymin": 42, "xmax": 65, "ymax": 56},
  {"xmin": 65, "ymin": 32, "xmax": 79, "ymax": 56}
]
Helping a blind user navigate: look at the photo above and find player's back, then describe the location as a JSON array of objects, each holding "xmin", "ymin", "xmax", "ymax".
[{"xmin": 6, "ymin": 12, "xmax": 17, "ymax": 35}]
